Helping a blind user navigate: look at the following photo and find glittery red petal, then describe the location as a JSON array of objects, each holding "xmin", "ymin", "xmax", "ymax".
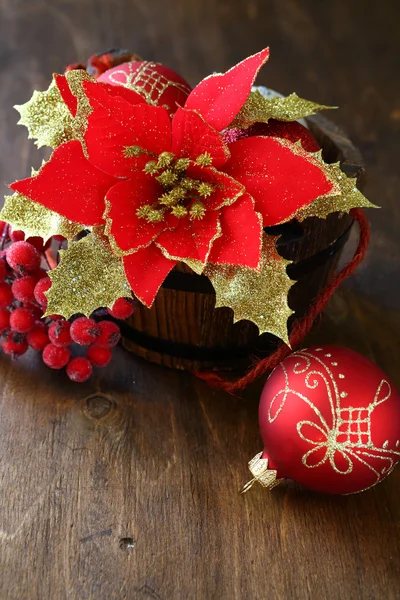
[
  {"xmin": 84, "ymin": 83, "xmax": 172, "ymax": 178},
  {"xmin": 54, "ymin": 74, "xmax": 78, "ymax": 116},
  {"xmin": 93, "ymin": 81, "xmax": 146, "ymax": 106},
  {"xmin": 224, "ymin": 136, "xmax": 334, "ymax": 226},
  {"xmin": 208, "ymin": 193, "xmax": 262, "ymax": 269},
  {"xmin": 123, "ymin": 245, "xmax": 177, "ymax": 307},
  {"xmin": 105, "ymin": 177, "xmax": 164, "ymax": 254},
  {"xmin": 10, "ymin": 140, "xmax": 116, "ymax": 225},
  {"xmin": 171, "ymin": 107, "xmax": 230, "ymax": 168},
  {"xmin": 156, "ymin": 209, "xmax": 220, "ymax": 264},
  {"xmin": 185, "ymin": 164, "xmax": 245, "ymax": 211},
  {"xmin": 184, "ymin": 48, "xmax": 270, "ymax": 132},
  {"xmin": 245, "ymin": 120, "xmax": 321, "ymax": 153}
]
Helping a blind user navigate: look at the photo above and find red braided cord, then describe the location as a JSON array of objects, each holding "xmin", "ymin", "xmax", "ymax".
[{"xmin": 195, "ymin": 208, "xmax": 370, "ymax": 393}]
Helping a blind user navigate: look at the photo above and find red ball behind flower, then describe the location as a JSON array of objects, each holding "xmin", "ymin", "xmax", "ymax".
[
  {"xmin": 97, "ymin": 60, "xmax": 192, "ymax": 117},
  {"xmin": 256, "ymin": 346, "xmax": 400, "ymax": 495}
]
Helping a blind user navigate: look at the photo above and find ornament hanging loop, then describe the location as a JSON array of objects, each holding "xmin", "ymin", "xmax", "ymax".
[{"xmin": 240, "ymin": 477, "xmax": 257, "ymax": 494}]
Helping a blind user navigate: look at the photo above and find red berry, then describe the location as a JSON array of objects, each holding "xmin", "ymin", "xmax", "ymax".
[
  {"xmin": 42, "ymin": 343, "xmax": 70, "ymax": 369},
  {"xmin": 95, "ymin": 320, "xmax": 121, "ymax": 348},
  {"xmin": 1, "ymin": 332, "xmax": 28, "ymax": 357},
  {"xmin": 12, "ymin": 276, "xmax": 37, "ymax": 303},
  {"xmin": 107, "ymin": 297, "xmax": 135, "ymax": 320},
  {"xmin": 87, "ymin": 345, "xmax": 112, "ymax": 367},
  {"xmin": 48, "ymin": 319, "xmax": 71, "ymax": 347},
  {"xmin": 27, "ymin": 322, "xmax": 49, "ymax": 351},
  {"xmin": 34, "ymin": 268, "xmax": 49, "ymax": 280},
  {"xmin": 0, "ymin": 308, "xmax": 10, "ymax": 332},
  {"xmin": 0, "ymin": 282, "xmax": 13, "ymax": 308},
  {"xmin": 23, "ymin": 303, "xmax": 43, "ymax": 321},
  {"xmin": 9, "ymin": 229, "xmax": 25, "ymax": 242},
  {"xmin": 66, "ymin": 357, "xmax": 93, "ymax": 382},
  {"xmin": 6, "ymin": 241, "xmax": 41, "ymax": 275},
  {"xmin": 0, "ymin": 259, "xmax": 6, "ymax": 282},
  {"xmin": 34, "ymin": 277, "xmax": 51, "ymax": 308},
  {"xmin": 70, "ymin": 317, "xmax": 100, "ymax": 345},
  {"xmin": 9, "ymin": 307, "xmax": 35, "ymax": 333},
  {"xmin": 26, "ymin": 236, "xmax": 45, "ymax": 252}
]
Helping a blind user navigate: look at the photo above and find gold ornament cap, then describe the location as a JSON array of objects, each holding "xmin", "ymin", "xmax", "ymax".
[{"xmin": 240, "ymin": 451, "xmax": 284, "ymax": 494}]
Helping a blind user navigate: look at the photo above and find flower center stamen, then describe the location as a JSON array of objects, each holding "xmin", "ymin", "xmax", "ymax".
[{"xmin": 135, "ymin": 151, "xmax": 215, "ymax": 223}]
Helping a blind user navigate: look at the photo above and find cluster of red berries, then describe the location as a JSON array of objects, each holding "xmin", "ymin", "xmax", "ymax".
[{"xmin": 0, "ymin": 222, "xmax": 135, "ymax": 383}]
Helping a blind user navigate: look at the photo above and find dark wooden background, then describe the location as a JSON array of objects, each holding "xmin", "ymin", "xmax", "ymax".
[{"xmin": 0, "ymin": 1, "xmax": 399, "ymax": 598}]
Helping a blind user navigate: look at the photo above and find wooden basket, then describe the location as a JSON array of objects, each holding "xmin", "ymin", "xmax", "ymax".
[{"xmin": 121, "ymin": 114, "xmax": 363, "ymax": 371}]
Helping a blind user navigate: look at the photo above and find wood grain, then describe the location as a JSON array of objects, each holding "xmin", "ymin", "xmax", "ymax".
[{"xmin": 0, "ymin": 0, "xmax": 400, "ymax": 598}]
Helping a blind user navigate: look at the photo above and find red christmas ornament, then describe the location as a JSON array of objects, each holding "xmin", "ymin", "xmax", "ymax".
[
  {"xmin": 97, "ymin": 60, "xmax": 192, "ymax": 117},
  {"xmin": 244, "ymin": 346, "xmax": 400, "ymax": 495}
]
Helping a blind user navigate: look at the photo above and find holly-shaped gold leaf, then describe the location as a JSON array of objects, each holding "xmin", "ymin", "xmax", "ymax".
[
  {"xmin": 45, "ymin": 234, "xmax": 132, "ymax": 319},
  {"xmin": 1, "ymin": 193, "xmax": 84, "ymax": 242},
  {"xmin": 294, "ymin": 160, "xmax": 377, "ymax": 222},
  {"xmin": 232, "ymin": 90, "xmax": 335, "ymax": 129},
  {"xmin": 15, "ymin": 80, "xmax": 75, "ymax": 149},
  {"xmin": 64, "ymin": 69, "xmax": 94, "ymax": 148},
  {"xmin": 205, "ymin": 235, "xmax": 294, "ymax": 345},
  {"xmin": 15, "ymin": 70, "xmax": 94, "ymax": 150}
]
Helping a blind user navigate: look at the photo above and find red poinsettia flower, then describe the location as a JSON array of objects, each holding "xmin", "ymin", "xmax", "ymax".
[{"xmin": 10, "ymin": 48, "xmax": 336, "ymax": 307}]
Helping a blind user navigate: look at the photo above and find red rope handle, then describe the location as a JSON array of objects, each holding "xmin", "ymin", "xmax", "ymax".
[{"xmin": 195, "ymin": 208, "xmax": 370, "ymax": 393}]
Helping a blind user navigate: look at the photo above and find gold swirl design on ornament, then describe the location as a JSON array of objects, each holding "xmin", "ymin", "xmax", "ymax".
[
  {"xmin": 106, "ymin": 61, "xmax": 191, "ymax": 116},
  {"xmin": 267, "ymin": 350, "xmax": 400, "ymax": 488}
]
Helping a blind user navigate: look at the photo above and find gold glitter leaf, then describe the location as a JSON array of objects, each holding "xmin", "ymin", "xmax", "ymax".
[
  {"xmin": 205, "ymin": 235, "xmax": 294, "ymax": 344},
  {"xmin": 64, "ymin": 70, "xmax": 95, "ymax": 151},
  {"xmin": 294, "ymin": 161, "xmax": 377, "ymax": 222},
  {"xmin": 1, "ymin": 193, "xmax": 84, "ymax": 241},
  {"xmin": 231, "ymin": 90, "xmax": 335, "ymax": 129},
  {"xmin": 45, "ymin": 234, "xmax": 131, "ymax": 319},
  {"xmin": 15, "ymin": 80, "xmax": 75, "ymax": 148}
]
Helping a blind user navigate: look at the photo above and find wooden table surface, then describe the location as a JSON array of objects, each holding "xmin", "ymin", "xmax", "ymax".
[{"xmin": 0, "ymin": 1, "xmax": 399, "ymax": 598}]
